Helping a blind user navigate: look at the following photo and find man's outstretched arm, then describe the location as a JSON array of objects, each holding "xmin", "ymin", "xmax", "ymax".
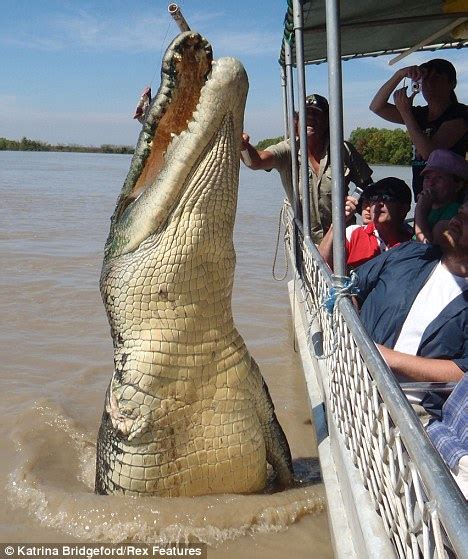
[
  {"xmin": 377, "ymin": 344, "xmax": 464, "ymax": 382},
  {"xmin": 240, "ymin": 133, "xmax": 279, "ymax": 170}
]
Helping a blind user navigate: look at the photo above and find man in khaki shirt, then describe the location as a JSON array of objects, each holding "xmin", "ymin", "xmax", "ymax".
[{"xmin": 241, "ymin": 94, "xmax": 373, "ymax": 243}]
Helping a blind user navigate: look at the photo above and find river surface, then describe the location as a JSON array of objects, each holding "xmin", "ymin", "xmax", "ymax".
[{"xmin": 0, "ymin": 151, "xmax": 411, "ymax": 557}]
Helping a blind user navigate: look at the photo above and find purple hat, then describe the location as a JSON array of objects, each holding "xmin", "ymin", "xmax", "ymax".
[{"xmin": 422, "ymin": 149, "xmax": 468, "ymax": 179}]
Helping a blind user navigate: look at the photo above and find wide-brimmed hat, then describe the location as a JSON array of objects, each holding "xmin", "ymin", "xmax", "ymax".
[
  {"xmin": 421, "ymin": 149, "xmax": 468, "ymax": 179},
  {"xmin": 305, "ymin": 94, "xmax": 329, "ymax": 113},
  {"xmin": 362, "ymin": 177, "xmax": 412, "ymax": 207}
]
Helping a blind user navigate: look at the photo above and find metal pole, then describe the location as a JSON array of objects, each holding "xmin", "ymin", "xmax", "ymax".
[
  {"xmin": 284, "ymin": 40, "xmax": 303, "ymax": 274},
  {"xmin": 280, "ymin": 65, "xmax": 289, "ymax": 139},
  {"xmin": 292, "ymin": 0, "xmax": 311, "ymax": 241},
  {"xmin": 325, "ymin": 0, "xmax": 346, "ymax": 280},
  {"xmin": 168, "ymin": 4, "xmax": 191, "ymax": 31},
  {"xmin": 284, "ymin": 39, "xmax": 301, "ymax": 223}
]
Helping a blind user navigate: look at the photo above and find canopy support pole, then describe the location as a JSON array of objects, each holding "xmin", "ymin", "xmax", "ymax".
[
  {"xmin": 284, "ymin": 40, "xmax": 303, "ymax": 273},
  {"xmin": 326, "ymin": 0, "xmax": 346, "ymax": 280},
  {"xmin": 293, "ymin": 0, "xmax": 311, "ymax": 242},
  {"xmin": 280, "ymin": 65, "xmax": 289, "ymax": 139},
  {"xmin": 284, "ymin": 40, "xmax": 301, "ymax": 223}
]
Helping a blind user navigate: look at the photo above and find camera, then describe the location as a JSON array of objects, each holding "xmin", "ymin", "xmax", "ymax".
[{"xmin": 353, "ymin": 186, "xmax": 364, "ymax": 202}]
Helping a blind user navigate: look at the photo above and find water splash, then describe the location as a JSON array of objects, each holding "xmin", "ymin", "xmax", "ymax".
[{"xmin": 7, "ymin": 401, "xmax": 326, "ymax": 545}]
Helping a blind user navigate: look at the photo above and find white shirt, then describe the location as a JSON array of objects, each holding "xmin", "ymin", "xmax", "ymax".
[{"xmin": 394, "ymin": 262, "xmax": 468, "ymax": 355}]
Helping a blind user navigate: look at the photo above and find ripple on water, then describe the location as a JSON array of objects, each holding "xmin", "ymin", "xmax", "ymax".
[{"xmin": 7, "ymin": 402, "xmax": 326, "ymax": 546}]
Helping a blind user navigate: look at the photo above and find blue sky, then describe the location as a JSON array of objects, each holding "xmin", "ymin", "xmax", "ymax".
[{"xmin": 1, "ymin": 0, "xmax": 467, "ymax": 146}]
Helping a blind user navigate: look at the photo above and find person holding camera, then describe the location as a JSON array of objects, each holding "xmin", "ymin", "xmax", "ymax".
[
  {"xmin": 370, "ymin": 58, "xmax": 468, "ymax": 201},
  {"xmin": 318, "ymin": 178, "xmax": 413, "ymax": 270}
]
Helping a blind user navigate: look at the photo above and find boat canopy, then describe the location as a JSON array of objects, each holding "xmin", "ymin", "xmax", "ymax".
[{"xmin": 280, "ymin": 0, "xmax": 468, "ymax": 65}]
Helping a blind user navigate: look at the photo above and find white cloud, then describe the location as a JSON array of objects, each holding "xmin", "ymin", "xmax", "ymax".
[
  {"xmin": 1, "ymin": 34, "xmax": 64, "ymax": 52},
  {"xmin": 208, "ymin": 30, "xmax": 280, "ymax": 57},
  {"xmin": 0, "ymin": 11, "xmax": 172, "ymax": 53},
  {"xmin": 0, "ymin": 94, "xmax": 19, "ymax": 110},
  {"xmin": 0, "ymin": 8, "xmax": 279, "ymax": 57},
  {"xmin": 51, "ymin": 12, "xmax": 170, "ymax": 52}
]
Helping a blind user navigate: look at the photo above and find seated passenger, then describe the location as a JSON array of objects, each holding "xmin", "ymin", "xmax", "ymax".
[
  {"xmin": 354, "ymin": 202, "xmax": 468, "ymax": 383},
  {"xmin": 427, "ymin": 375, "xmax": 468, "ymax": 499},
  {"xmin": 240, "ymin": 94, "xmax": 373, "ymax": 243},
  {"xmin": 357, "ymin": 191, "xmax": 372, "ymax": 225},
  {"xmin": 319, "ymin": 178, "xmax": 412, "ymax": 270},
  {"xmin": 414, "ymin": 149, "xmax": 468, "ymax": 244}
]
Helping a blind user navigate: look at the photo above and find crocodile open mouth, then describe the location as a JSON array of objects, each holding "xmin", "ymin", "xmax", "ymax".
[
  {"xmin": 116, "ymin": 31, "xmax": 213, "ymax": 219},
  {"xmin": 104, "ymin": 31, "xmax": 248, "ymax": 261}
]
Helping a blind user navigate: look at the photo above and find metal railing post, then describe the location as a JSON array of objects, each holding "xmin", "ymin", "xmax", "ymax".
[
  {"xmin": 284, "ymin": 40, "xmax": 303, "ymax": 273},
  {"xmin": 325, "ymin": 0, "xmax": 346, "ymax": 280},
  {"xmin": 284, "ymin": 40, "xmax": 301, "ymax": 223},
  {"xmin": 280, "ymin": 65, "xmax": 289, "ymax": 139},
  {"xmin": 292, "ymin": 0, "xmax": 311, "ymax": 242}
]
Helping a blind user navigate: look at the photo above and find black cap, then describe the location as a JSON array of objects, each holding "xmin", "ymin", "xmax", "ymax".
[
  {"xmin": 362, "ymin": 177, "xmax": 412, "ymax": 207},
  {"xmin": 419, "ymin": 59, "xmax": 457, "ymax": 86},
  {"xmin": 305, "ymin": 94, "xmax": 329, "ymax": 113}
]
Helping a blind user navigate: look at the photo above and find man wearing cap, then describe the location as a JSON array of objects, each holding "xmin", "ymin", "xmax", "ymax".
[
  {"xmin": 319, "ymin": 177, "xmax": 413, "ymax": 270},
  {"xmin": 370, "ymin": 58, "xmax": 468, "ymax": 200},
  {"xmin": 241, "ymin": 93, "xmax": 373, "ymax": 244},
  {"xmin": 354, "ymin": 202, "xmax": 468, "ymax": 384},
  {"xmin": 415, "ymin": 149, "xmax": 468, "ymax": 244}
]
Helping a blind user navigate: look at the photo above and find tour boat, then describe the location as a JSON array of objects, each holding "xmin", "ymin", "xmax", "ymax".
[{"xmin": 277, "ymin": 1, "xmax": 468, "ymax": 557}]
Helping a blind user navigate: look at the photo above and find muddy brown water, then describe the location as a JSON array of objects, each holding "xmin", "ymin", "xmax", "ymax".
[
  {"xmin": 0, "ymin": 151, "xmax": 333, "ymax": 558},
  {"xmin": 0, "ymin": 151, "xmax": 409, "ymax": 556}
]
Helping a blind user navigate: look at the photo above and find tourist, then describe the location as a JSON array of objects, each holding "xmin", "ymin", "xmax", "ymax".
[
  {"xmin": 354, "ymin": 202, "xmax": 468, "ymax": 383},
  {"xmin": 357, "ymin": 191, "xmax": 372, "ymax": 226},
  {"xmin": 370, "ymin": 58, "xmax": 468, "ymax": 201},
  {"xmin": 414, "ymin": 149, "xmax": 468, "ymax": 244},
  {"xmin": 427, "ymin": 374, "xmax": 468, "ymax": 499},
  {"xmin": 241, "ymin": 94, "xmax": 373, "ymax": 243},
  {"xmin": 319, "ymin": 178, "xmax": 412, "ymax": 270}
]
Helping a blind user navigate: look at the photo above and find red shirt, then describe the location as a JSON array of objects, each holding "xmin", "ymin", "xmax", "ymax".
[{"xmin": 345, "ymin": 223, "xmax": 412, "ymax": 268}]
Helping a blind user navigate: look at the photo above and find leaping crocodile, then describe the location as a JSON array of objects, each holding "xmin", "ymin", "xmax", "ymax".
[{"xmin": 95, "ymin": 31, "xmax": 293, "ymax": 497}]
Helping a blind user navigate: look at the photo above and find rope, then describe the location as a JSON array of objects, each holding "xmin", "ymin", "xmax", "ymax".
[
  {"xmin": 307, "ymin": 270, "xmax": 359, "ymax": 359},
  {"xmin": 148, "ymin": 0, "xmax": 186, "ymax": 89},
  {"xmin": 149, "ymin": 19, "xmax": 173, "ymax": 88},
  {"xmin": 272, "ymin": 205, "xmax": 289, "ymax": 281}
]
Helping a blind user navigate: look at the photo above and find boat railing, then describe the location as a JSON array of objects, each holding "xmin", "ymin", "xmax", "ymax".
[{"xmin": 282, "ymin": 202, "xmax": 468, "ymax": 558}]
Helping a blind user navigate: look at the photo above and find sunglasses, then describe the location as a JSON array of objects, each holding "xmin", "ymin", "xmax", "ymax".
[{"xmin": 368, "ymin": 193, "xmax": 399, "ymax": 204}]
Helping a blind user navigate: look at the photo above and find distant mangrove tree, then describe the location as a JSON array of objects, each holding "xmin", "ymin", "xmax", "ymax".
[
  {"xmin": 348, "ymin": 127, "xmax": 412, "ymax": 165},
  {"xmin": 1, "ymin": 127, "xmax": 412, "ymax": 164},
  {"xmin": 253, "ymin": 127, "xmax": 411, "ymax": 166},
  {"xmin": 0, "ymin": 137, "xmax": 134, "ymax": 155}
]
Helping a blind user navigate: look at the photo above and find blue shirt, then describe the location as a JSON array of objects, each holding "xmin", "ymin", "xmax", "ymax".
[
  {"xmin": 427, "ymin": 375, "xmax": 468, "ymax": 468},
  {"xmin": 355, "ymin": 242, "xmax": 468, "ymax": 373}
]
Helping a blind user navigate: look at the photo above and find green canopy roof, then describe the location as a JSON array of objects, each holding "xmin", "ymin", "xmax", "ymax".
[{"xmin": 280, "ymin": 0, "xmax": 468, "ymax": 65}]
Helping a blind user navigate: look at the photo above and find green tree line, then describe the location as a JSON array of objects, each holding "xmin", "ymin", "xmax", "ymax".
[
  {"xmin": 1, "ymin": 127, "xmax": 412, "ymax": 164},
  {"xmin": 254, "ymin": 127, "xmax": 412, "ymax": 166},
  {"xmin": 348, "ymin": 127, "xmax": 412, "ymax": 165},
  {"xmin": 0, "ymin": 137, "xmax": 134, "ymax": 155}
]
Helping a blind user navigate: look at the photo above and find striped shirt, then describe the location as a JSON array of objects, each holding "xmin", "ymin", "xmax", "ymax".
[{"xmin": 427, "ymin": 375, "xmax": 468, "ymax": 469}]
